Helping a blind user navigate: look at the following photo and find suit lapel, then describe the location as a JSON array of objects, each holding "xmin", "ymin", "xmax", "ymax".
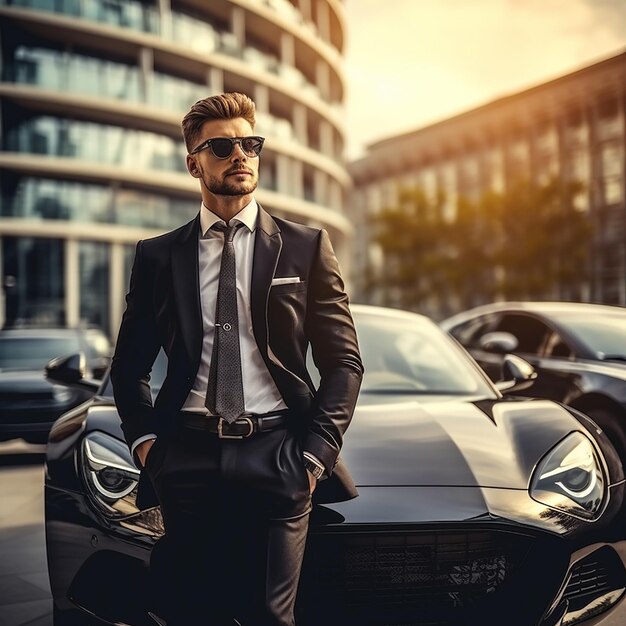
[
  {"xmin": 171, "ymin": 214, "xmax": 203, "ymax": 370},
  {"xmin": 251, "ymin": 205, "xmax": 281, "ymax": 357}
]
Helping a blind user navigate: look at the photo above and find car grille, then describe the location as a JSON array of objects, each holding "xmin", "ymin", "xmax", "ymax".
[
  {"xmin": 564, "ymin": 557, "xmax": 612, "ymax": 603},
  {"xmin": 298, "ymin": 528, "xmax": 534, "ymax": 624},
  {"xmin": 560, "ymin": 546, "xmax": 626, "ymax": 624}
]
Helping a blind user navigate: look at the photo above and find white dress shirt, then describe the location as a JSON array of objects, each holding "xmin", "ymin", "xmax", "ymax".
[
  {"xmin": 182, "ymin": 199, "xmax": 286, "ymax": 413},
  {"xmin": 132, "ymin": 200, "xmax": 324, "ymax": 475}
]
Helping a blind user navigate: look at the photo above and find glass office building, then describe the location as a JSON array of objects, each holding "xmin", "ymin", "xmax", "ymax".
[{"xmin": 0, "ymin": 0, "xmax": 351, "ymax": 337}]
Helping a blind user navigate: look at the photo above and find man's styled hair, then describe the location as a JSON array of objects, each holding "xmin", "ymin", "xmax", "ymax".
[{"xmin": 181, "ymin": 92, "xmax": 256, "ymax": 153}]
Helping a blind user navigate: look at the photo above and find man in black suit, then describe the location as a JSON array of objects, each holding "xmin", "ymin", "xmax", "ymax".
[{"xmin": 111, "ymin": 92, "xmax": 363, "ymax": 626}]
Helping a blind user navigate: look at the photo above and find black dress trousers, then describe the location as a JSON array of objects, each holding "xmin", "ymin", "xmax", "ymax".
[{"xmin": 145, "ymin": 423, "xmax": 312, "ymax": 626}]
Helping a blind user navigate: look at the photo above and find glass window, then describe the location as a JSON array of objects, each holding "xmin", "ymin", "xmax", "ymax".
[
  {"xmin": 123, "ymin": 244, "xmax": 136, "ymax": 292},
  {"xmin": 603, "ymin": 178, "xmax": 623, "ymax": 206},
  {"xmin": 508, "ymin": 139, "xmax": 530, "ymax": 180},
  {"xmin": 564, "ymin": 110, "xmax": 588, "ymax": 146},
  {"xmin": 353, "ymin": 311, "xmax": 493, "ymax": 395},
  {"xmin": 493, "ymin": 314, "xmax": 551, "ymax": 355},
  {"xmin": 79, "ymin": 241, "xmax": 109, "ymax": 333},
  {"xmin": 449, "ymin": 314, "xmax": 497, "ymax": 348},
  {"xmin": 0, "ymin": 336, "xmax": 80, "ymax": 370},
  {"xmin": 561, "ymin": 312, "xmax": 626, "ymax": 359},
  {"xmin": 600, "ymin": 142, "xmax": 623, "ymax": 178},
  {"xmin": 439, "ymin": 161, "xmax": 457, "ymax": 221},
  {"xmin": 7, "ymin": 45, "xmax": 228, "ymax": 109},
  {"xmin": 485, "ymin": 148, "xmax": 504, "ymax": 193},
  {"xmin": 420, "ymin": 168, "xmax": 437, "ymax": 204},
  {"xmin": 2, "ymin": 237, "xmax": 65, "ymax": 326},
  {"xmin": 568, "ymin": 148, "xmax": 590, "ymax": 183},
  {"xmin": 542, "ymin": 331, "xmax": 573, "ymax": 359},
  {"xmin": 2, "ymin": 177, "xmax": 197, "ymax": 229},
  {"xmin": 597, "ymin": 98, "xmax": 622, "ymax": 141}
]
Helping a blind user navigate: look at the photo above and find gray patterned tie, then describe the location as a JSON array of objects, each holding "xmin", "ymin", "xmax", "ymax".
[{"xmin": 205, "ymin": 221, "xmax": 245, "ymax": 423}]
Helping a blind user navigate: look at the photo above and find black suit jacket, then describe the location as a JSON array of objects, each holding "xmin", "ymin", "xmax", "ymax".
[{"xmin": 111, "ymin": 205, "xmax": 364, "ymax": 507}]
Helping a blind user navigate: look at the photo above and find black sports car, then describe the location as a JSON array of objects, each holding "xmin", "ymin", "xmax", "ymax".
[
  {"xmin": 45, "ymin": 305, "xmax": 626, "ymax": 626},
  {"xmin": 441, "ymin": 302, "xmax": 626, "ymax": 462},
  {"xmin": 0, "ymin": 327, "xmax": 111, "ymax": 444}
]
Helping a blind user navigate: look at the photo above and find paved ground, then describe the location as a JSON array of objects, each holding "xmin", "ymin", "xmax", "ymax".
[{"xmin": 0, "ymin": 441, "xmax": 52, "ymax": 626}]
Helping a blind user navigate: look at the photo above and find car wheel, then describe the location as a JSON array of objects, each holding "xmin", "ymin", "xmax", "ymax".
[
  {"xmin": 586, "ymin": 408, "xmax": 626, "ymax": 463},
  {"xmin": 53, "ymin": 603, "xmax": 88, "ymax": 626}
]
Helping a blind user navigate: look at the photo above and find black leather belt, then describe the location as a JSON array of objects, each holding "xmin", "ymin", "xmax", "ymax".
[{"xmin": 179, "ymin": 409, "xmax": 290, "ymax": 439}]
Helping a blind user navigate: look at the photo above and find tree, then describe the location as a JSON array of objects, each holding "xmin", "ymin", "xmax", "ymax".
[
  {"xmin": 367, "ymin": 186, "xmax": 450, "ymax": 310},
  {"xmin": 490, "ymin": 179, "xmax": 591, "ymax": 300},
  {"xmin": 368, "ymin": 178, "xmax": 592, "ymax": 315}
]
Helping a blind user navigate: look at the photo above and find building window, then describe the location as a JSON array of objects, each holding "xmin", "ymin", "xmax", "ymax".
[
  {"xmin": 2, "ymin": 236, "xmax": 65, "ymax": 327},
  {"xmin": 507, "ymin": 139, "xmax": 530, "ymax": 181},
  {"xmin": 79, "ymin": 241, "xmax": 109, "ymax": 333},
  {"xmin": 600, "ymin": 141, "xmax": 623, "ymax": 178},
  {"xmin": 420, "ymin": 167, "xmax": 437, "ymax": 204},
  {"xmin": 564, "ymin": 110, "xmax": 589, "ymax": 147},
  {"xmin": 596, "ymin": 98, "xmax": 622, "ymax": 141},
  {"xmin": 457, "ymin": 155, "xmax": 481, "ymax": 201},
  {"xmin": 2, "ymin": 177, "xmax": 197, "ymax": 229},
  {"xmin": 599, "ymin": 141, "xmax": 623, "ymax": 206},
  {"xmin": 603, "ymin": 178, "xmax": 623, "ymax": 206},
  {"xmin": 485, "ymin": 148, "xmax": 504, "ymax": 194},
  {"xmin": 534, "ymin": 123, "xmax": 559, "ymax": 184},
  {"xmin": 439, "ymin": 161, "xmax": 457, "ymax": 221}
]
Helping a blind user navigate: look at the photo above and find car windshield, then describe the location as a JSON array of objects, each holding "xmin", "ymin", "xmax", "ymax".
[
  {"xmin": 0, "ymin": 336, "xmax": 80, "ymax": 371},
  {"xmin": 100, "ymin": 349, "xmax": 168, "ymax": 398},
  {"xmin": 353, "ymin": 310, "xmax": 494, "ymax": 395},
  {"xmin": 560, "ymin": 312, "xmax": 626, "ymax": 360},
  {"xmin": 99, "ymin": 312, "xmax": 495, "ymax": 399}
]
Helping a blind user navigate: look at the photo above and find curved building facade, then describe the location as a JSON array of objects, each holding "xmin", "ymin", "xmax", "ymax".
[{"xmin": 0, "ymin": 0, "xmax": 350, "ymax": 337}]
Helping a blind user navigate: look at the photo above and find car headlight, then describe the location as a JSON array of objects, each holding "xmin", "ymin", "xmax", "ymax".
[
  {"xmin": 530, "ymin": 431, "xmax": 606, "ymax": 520},
  {"xmin": 80, "ymin": 431, "xmax": 140, "ymax": 518},
  {"xmin": 52, "ymin": 384, "xmax": 74, "ymax": 403}
]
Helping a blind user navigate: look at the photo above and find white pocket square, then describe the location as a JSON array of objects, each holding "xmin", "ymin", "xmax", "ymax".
[{"xmin": 271, "ymin": 276, "xmax": 302, "ymax": 286}]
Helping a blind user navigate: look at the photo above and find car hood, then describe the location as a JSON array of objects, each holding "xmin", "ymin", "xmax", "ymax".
[
  {"xmin": 0, "ymin": 369, "xmax": 50, "ymax": 391},
  {"xmin": 81, "ymin": 395, "xmax": 590, "ymax": 491},
  {"xmin": 341, "ymin": 395, "xmax": 586, "ymax": 489}
]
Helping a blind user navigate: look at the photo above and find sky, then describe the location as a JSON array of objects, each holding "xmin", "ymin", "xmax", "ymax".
[{"xmin": 343, "ymin": 0, "xmax": 626, "ymax": 159}]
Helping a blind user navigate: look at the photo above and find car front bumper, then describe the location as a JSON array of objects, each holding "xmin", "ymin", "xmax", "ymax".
[{"xmin": 45, "ymin": 482, "xmax": 626, "ymax": 626}]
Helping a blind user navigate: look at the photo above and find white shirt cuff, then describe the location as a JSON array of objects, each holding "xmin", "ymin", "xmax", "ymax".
[
  {"xmin": 303, "ymin": 451, "xmax": 326, "ymax": 478},
  {"xmin": 131, "ymin": 434, "xmax": 158, "ymax": 462}
]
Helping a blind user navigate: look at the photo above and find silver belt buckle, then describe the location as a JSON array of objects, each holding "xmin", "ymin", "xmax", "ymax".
[{"xmin": 217, "ymin": 416, "xmax": 254, "ymax": 439}]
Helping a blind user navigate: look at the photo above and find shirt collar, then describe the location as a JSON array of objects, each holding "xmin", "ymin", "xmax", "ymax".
[{"xmin": 199, "ymin": 199, "xmax": 258, "ymax": 237}]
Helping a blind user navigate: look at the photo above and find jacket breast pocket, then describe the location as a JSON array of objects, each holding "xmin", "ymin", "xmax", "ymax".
[{"xmin": 270, "ymin": 281, "xmax": 307, "ymax": 296}]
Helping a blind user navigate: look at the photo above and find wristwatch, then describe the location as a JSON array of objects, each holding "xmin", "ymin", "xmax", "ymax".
[{"xmin": 303, "ymin": 458, "xmax": 325, "ymax": 480}]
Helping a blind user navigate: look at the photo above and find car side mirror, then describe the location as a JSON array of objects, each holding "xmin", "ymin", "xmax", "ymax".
[
  {"xmin": 46, "ymin": 352, "xmax": 101, "ymax": 393},
  {"xmin": 478, "ymin": 331, "xmax": 519, "ymax": 354},
  {"xmin": 46, "ymin": 353, "xmax": 86, "ymax": 383},
  {"xmin": 496, "ymin": 354, "xmax": 537, "ymax": 394}
]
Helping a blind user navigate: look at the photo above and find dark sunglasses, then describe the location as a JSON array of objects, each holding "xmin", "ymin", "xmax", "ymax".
[{"xmin": 190, "ymin": 136, "xmax": 265, "ymax": 159}]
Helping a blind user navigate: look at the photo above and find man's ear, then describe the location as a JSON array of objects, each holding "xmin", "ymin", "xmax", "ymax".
[{"xmin": 187, "ymin": 155, "xmax": 201, "ymax": 178}]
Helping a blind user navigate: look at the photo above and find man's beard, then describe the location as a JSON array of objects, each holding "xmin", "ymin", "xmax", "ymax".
[{"xmin": 202, "ymin": 172, "xmax": 258, "ymax": 197}]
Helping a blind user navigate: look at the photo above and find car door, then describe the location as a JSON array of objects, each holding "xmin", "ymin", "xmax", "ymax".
[
  {"xmin": 469, "ymin": 312, "xmax": 549, "ymax": 383},
  {"xmin": 475, "ymin": 312, "xmax": 576, "ymax": 401},
  {"xmin": 530, "ymin": 328, "xmax": 580, "ymax": 402}
]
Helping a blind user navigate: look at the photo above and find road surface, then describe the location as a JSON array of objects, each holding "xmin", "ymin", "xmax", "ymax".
[{"xmin": 0, "ymin": 441, "xmax": 51, "ymax": 626}]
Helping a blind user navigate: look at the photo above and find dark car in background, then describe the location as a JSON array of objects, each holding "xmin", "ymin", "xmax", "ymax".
[
  {"xmin": 45, "ymin": 305, "xmax": 626, "ymax": 626},
  {"xmin": 0, "ymin": 327, "xmax": 111, "ymax": 444},
  {"xmin": 441, "ymin": 302, "xmax": 626, "ymax": 460}
]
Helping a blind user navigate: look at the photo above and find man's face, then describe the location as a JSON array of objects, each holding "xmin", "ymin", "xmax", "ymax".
[{"xmin": 186, "ymin": 117, "xmax": 260, "ymax": 198}]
